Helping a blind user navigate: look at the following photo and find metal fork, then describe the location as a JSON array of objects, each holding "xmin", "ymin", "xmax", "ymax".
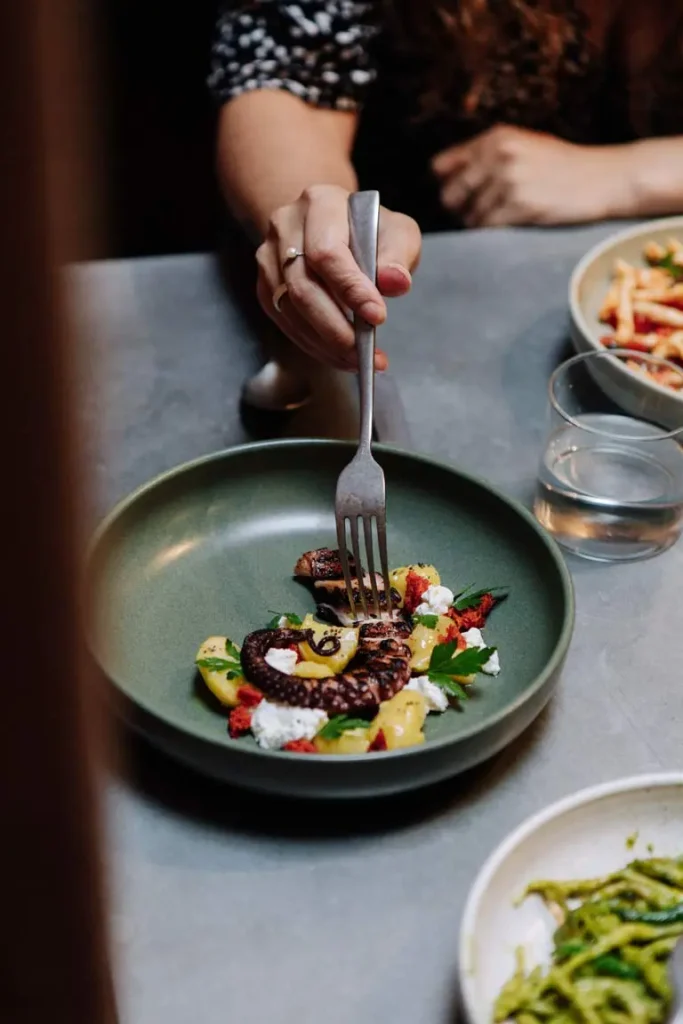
[{"xmin": 334, "ymin": 190, "xmax": 392, "ymax": 622}]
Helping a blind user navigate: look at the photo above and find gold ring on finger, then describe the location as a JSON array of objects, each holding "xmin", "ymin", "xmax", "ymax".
[{"xmin": 272, "ymin": 282, "xmax": 289, "ymax": 313}]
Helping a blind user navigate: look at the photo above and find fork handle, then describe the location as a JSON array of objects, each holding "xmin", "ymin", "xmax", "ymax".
[{"xmin": 348, "ymin": 190, "xmax": 380, "ymax": 452}]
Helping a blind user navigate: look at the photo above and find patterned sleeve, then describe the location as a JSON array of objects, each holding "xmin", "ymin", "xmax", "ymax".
[{"xmin": 208, "ymin": 1, "xmax": 381, "ymax": 111}]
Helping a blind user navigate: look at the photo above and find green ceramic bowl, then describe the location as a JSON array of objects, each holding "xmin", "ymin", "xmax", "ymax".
[{"xmin": 88, "ymin": 440, "xmax": 574, "ymax": 799}]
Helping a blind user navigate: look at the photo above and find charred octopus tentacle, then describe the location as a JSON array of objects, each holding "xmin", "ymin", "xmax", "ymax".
[
  {"xmin": 295, "ymin": 546, "xmax": 402, "ymax": 626},
  {"xmin": 306, "ymin": 633, "xmax": 341, "ymax": 657},
  {"xmin": 240, "ymin": 622, "xmax": 412, "ymax": 715},
  {"xmin": 294, "ymin": 548, "xmax": 355, "ymax": 581}
]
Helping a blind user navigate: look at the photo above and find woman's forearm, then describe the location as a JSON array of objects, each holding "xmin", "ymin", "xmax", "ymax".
[
  {"xmin": 621, "ymin": 137, "xmax": 683, "ymax": 218},
  {"xmin": 217, "ymin": 90, "xmax": 358, "ymax": 238}
]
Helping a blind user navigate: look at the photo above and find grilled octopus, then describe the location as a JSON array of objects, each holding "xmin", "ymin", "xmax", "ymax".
[
  {"xmin": 241, "ymin": 620, "xmax": 412, "ymax": 715},
  {"xmin": 295, "ymin": 547, "xmax": 402, "ymax": 626},
  {"xmin": 294, "ymin": 548, "xmax": 355, "ymax": 580}
]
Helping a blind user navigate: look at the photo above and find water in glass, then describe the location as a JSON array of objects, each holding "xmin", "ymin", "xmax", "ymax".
[{"xmin": 535, "ymin": 412, "xmax": 683, "ymax": 560}]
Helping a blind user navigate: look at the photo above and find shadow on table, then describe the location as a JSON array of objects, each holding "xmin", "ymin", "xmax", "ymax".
[
  {"xmin": 501, "ymin": 310, "xmax": 573, "ymax": 436},
  {"xmin": 447, "ymin": 972, "xmax": 467, "ymax": 1024},
  {"xmin": 112, "ymin": 701, "xmax": 553, "ymax": 842}
]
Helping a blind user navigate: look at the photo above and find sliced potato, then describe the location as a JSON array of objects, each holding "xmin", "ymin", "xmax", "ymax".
[
  {"xmin": 408, "ymin": 614, "xmax": 453, "ymax": 672},
  {"xmin": 292, "ymin": 660, "xmax": 334, "ymax": 679},
  {"xmin": 389, "ymin": 564, "xmax": 441, "ymax": 602},
  {"xmin": 297, "ymin": 613, "xmax": 358, "ymax": 674},
  {"xmin": 195, "ymin": 636, "xmax": 244, "ymax": 707},
  {"xmin": 315, "ymin": 728, "xmax": 370, "ymax": 755},
  {"xmin": 436, "ymin": 614, "xmax": 454, "ymax": 638},
  {"xmin": 368, "ymin": 689, "xmax": 428, "ymax": 750}
]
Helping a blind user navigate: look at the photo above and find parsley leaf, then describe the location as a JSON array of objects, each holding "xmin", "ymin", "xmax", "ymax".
[
  {"xmin": 452, "ymin": 585, "xmax": 509, "ymax": 612},
  {"xmin": 443, "ymin": 645, "xmax": 497, "ymax": 676},
  {"xmin": 196, "ymin": 639, "xmax": 242, "ymax": 678},
  {"xmin": 413, "ymin": 613, "xmax": 439, "ymax": 629},
  {"xmin": 225, "ymin": 639, "xmax": 241, "ymax": 662},
  {"xmin": 196, "ymin": 657, "xmax": 235, "ymax": 673},
  {"xmin": 266, "ymin": 611, "xmax": 303, "ymax": 629},
  {"xmin": 224, "ymin": 639, "xmax": 243, "ymax": 678},
  {"xmin": 317, "ymin": 715, "xmax": 370, "ymax": 740},
  {"xmin": 426, "ymin": 641, "xmax": 497, "ymax": 698},
  {"xmin": 429, "ymin": 640, "xmax": 460, "ymax": 671},
  {"xmin": 657, "ymin": 252, "xmax": 683, "ymax": 280},
  {"xmin": 427, "ymin": 673, "xmax": 470, "ymax": 700}
]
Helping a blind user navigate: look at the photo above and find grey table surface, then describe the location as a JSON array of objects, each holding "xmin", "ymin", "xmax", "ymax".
[{"xmin": 76, "ymin": 223, "xmax": 683, "ymax": 1024}]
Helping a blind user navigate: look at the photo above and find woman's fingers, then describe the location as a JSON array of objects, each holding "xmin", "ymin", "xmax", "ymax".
[
  {"xmin": 300, "ymin": 185, "xmax": 387, "ymax": 324},
  {"xmin": 431, "ymin": 142, "xmax": 471, "ymax": 178},
  {"xmin": 257, "ymin": 236, "xmax": 380, "ymax": 372},
  {"xmin": 440, "ymin": 156, "xmax": 492, "ymax": 212},
  {"xmin": 474, "ymin": 200, "xmax": 523, "ymax": 228},
  {"xmin": 462, "ymin": 178, "xmax": 507, "ymax": 228},
  {"xmin": 281, "ymin": 263, "xmax": 358, "ymax": 366},
  {"xmin": 268, "ymin": 192, "xmax": 363, "ymax": 367},
  {"xmin": 256, "ymin": 187, "xmax": 419, "ymax": 372},
  {"xmin": 256, "ymin": 271, "xmax": 356, "ymax": 371},
  {"xmin": 376, "ymin": 211, "xmax": 421, "ymax": 297},
  {"xmin": 256, "ymin": 242, "xmax": 326, "ymax": 360}
]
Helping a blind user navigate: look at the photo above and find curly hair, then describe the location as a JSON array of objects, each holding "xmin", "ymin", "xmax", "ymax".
[{"xmin": 383, "ymin": 0, "xmax": 591, "ymax": 126}]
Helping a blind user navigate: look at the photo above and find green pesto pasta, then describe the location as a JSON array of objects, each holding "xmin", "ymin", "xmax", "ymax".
[{"xmin": 494, "ymin": 857, "xmax": 683, "ymax": 1024}]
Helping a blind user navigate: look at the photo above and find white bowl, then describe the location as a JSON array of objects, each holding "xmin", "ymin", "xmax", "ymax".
[
  {"xmin": 569, "ymin": 217, "xmax": 683, "ymax": 430},
  {"xmin": 459, "ymin": 773, "xmax": 683, "ymax": 1024}
]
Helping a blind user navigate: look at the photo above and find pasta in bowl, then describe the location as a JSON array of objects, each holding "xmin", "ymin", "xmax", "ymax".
[
  {"xmin": 569, "ymin": 217, "xmax": 683, "ymax": 429},
  {"xmin": 598, "ymin": 236, "xmax": 683, "ymax": 390},
  {"xmin": 460, "ymin": 775, "xmax": 683, "ymax": 1024},
  {"xmin": 495, "ymin": 858, "xmax": 683, "ymax": 1024}
]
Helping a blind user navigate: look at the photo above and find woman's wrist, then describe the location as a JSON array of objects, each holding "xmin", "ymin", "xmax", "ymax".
[{"xmin": 614, "ymin": 138, "xmax": 683, "ymax": 219}]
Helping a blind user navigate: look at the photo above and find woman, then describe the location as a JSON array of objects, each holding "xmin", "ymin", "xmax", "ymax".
[{"xmin": 210, "ymin": 1, "xmax": 683, "ymax": 373}]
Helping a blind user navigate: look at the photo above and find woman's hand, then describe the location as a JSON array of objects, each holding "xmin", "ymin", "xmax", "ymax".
[
  {"xmin": 432, "ymin": 126, "xmax": 633, "ymax": 228},
  {"xmin": 256, "ymin": 184, "xmax": 422, "ymax": 371}
]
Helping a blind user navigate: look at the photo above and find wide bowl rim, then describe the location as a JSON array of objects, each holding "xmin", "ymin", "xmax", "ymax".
[
  {"xmin": 87, "ymin": 437, "xmax": 575, "ymax": 764},
  {"xmin": 459, "ymin": 770, "xmax": 683, "ymax": 1024}
]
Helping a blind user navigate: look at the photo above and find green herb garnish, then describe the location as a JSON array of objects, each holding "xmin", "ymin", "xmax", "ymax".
[
  {"xmin": 618, "ymin": 902, "xmax": 683, "ymax": 925},
  {"xmin": 413, "ymin": 613, "xmax": 439, "ymax": 629},
  {"xmin": 426, "ymin": 641, "xmax": 497, "ymax": 699},
  {"xmin": 225, "ymin": 639, "xmax": 241, "ymax": 660},
  {"xmin": 656, "ymin": 252, "xmax": 683, "ymax": 280},
  {"xmin": 429, "ymin": 676, "xmax": 470, "ymax": 700},
  {"xmin": 196, "ymin": 657, "xmax": 234, "ymax": 672},
  {"xmin": 266, "ymin": 611, "xmax": 303, "ymax": 629},
  {"xmin": 317, "ymin": 715, "xmax": 370, "ymax": 740},
  {"xmin": 554, "ymin": 941, "xmax": 587, "ymax": 962},
  {"xmin": 588, "ymin": 956, "xmax": 641, "ymax": 981},
  {"xmin": 196, "ymin": 639, "xmax": 242, "ymax": 678},
  {"xmin": 452, "ymin": 585, "xmax": 509, "ymax": 612}
]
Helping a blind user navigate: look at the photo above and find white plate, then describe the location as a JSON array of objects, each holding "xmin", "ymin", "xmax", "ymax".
[
  {"xmin": 569, "ymin": 217, "xmax": 683, "ymax": 430},
  {"xmin": 459, "ymin": 773, "xmax": 683, "ymax": 1024}
]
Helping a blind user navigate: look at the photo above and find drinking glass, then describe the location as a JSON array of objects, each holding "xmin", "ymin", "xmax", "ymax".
[{"xmin": 534, "ymin": 349, "xmax": 683, "ymax": 561}]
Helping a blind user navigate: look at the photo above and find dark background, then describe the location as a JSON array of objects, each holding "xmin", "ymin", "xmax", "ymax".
[
  {"xmin": 96, "ymin": 2, "xmax": 449, "ymax": 260},
  {"xmin": 96, "ymin": 2, "xmax": 449, "ymax": 259},
  {"xmin": 100, "ymin": 0, "xmax": 220, "ymax": 258}
]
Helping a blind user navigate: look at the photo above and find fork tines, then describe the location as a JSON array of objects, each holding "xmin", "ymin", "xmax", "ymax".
[{"xmin": 336, "ymin": 514, "xmax": 393, "ymax": 622}]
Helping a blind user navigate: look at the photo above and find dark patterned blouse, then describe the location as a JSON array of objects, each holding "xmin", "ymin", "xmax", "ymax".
[{"xmin": 208, "ymin": 1, "xmax": 683, "ymax": 230}]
